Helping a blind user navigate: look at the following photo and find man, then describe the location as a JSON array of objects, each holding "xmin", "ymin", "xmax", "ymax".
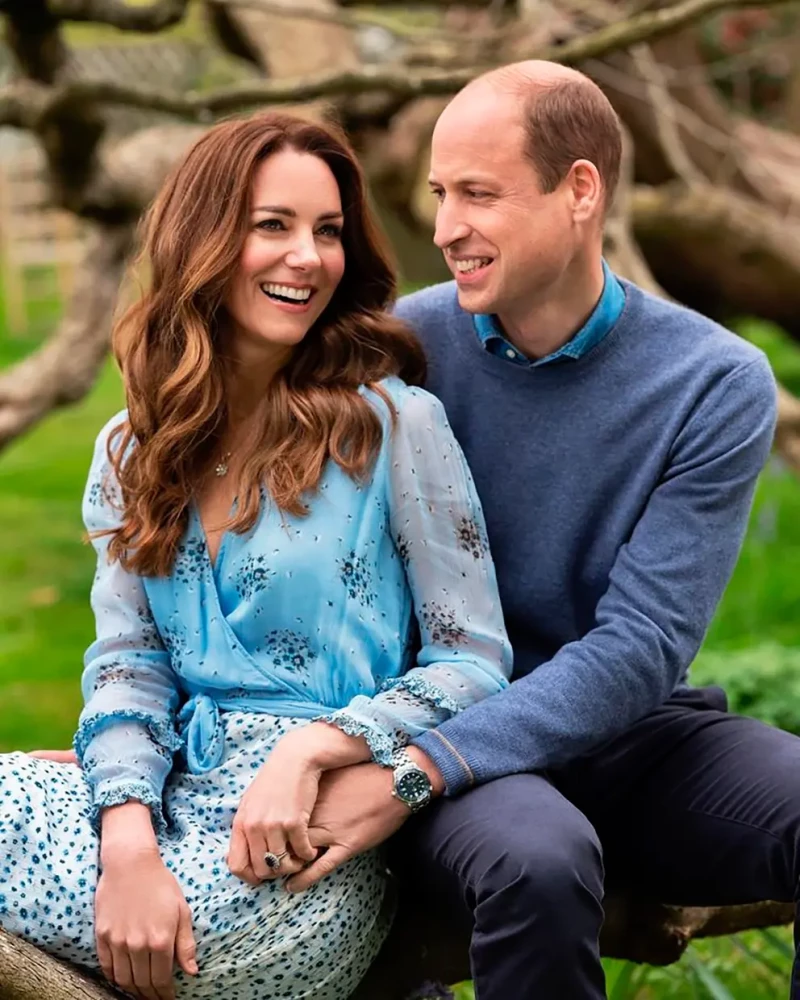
[{"xmin": 287, "ymin": 60, "xmax": 800, "ymax": 999}]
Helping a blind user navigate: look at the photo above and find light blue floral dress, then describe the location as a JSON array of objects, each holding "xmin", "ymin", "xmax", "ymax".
[{"xmin": 0, "ymin": 377, "xmax": 511, "ymax": 999}]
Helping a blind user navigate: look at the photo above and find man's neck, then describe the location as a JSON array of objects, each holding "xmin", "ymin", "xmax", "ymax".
[{"xmin": 494, "ymin": 256, "xmax": 606, "ymax": 362}]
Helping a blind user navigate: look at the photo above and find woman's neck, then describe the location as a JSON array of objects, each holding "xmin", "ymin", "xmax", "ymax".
[{"xmin": 223, "ymin": 340, "xmax": 292, "ymax": 425}]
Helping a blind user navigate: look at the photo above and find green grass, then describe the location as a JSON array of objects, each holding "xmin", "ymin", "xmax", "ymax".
[{"xmin": 0, "ymin": 325, "xmax": 123, "ymax": 750}]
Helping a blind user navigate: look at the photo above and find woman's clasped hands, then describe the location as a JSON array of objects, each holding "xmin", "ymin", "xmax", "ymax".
[{"xmin": 227, "ymin": 721, "xmax": 371, "ymax": 887}]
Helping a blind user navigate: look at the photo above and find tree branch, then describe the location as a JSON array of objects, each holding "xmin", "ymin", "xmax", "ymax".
[
  {"xmin": 48, "ymin": 0, "xmax": 191, "ymax": 32},
  {"xmin": 629, "ymin": 44, "xmax": 706, "ymax": 186},
  {"xmin": 545, "ymin": 0, "xmax": 798, "ymax": 65},
  {"xmin": 0, "ymin": 926, "xmax": 117, "ymax": 999},
  {"xmin": 207, "ymin": 0, "xmax": 454, "ymax": 42},
  {"xmin": 0, "ymin": 0, "xmax": 795, "ymax": 126},
  {"xmin": 2, "ymin": 1, "xmax": 107, "ymax": 212},
  {"xmin": 0, "ymin": 79, "xmax": 50, "ymax": 129},
  {"xmin": 0, "ymin": 221, "xmax": 134, "ymax": 451},
  {"xmin": 2, "ymin": 891, "xmax": 793, "ymax": 1000}
]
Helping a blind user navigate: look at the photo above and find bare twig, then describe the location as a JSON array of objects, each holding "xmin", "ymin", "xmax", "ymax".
[
  {"xmin": 547, "ymin": 0, "xmax": 798, "ymax": 64},
  {"xmin": 629, "ymin": 44, "xmax": 705, "ymax": 185},
  {"xmin": 48, "ymin": 0, "xmax": 191, "ymax": 32}
]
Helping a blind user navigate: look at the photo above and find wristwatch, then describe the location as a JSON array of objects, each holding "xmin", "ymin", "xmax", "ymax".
[{"xmin": 390, "ymin": 748, "xmax": 433, "ymax": 813}]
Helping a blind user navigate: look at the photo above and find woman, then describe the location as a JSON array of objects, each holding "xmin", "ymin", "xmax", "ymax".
[{"xmin": 0, "ymin": 111, "xmax": 511, "ymax": 1000}]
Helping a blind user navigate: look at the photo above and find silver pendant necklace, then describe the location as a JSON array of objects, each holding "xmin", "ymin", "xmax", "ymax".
[{"xmin": 214, "ymin": 452, "xmax": 232, "ymax": 477}]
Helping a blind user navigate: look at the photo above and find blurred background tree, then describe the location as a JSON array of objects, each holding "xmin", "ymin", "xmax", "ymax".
[{"xmin": 2, "ymin": 1, "xmax": 800, "ymax": 997}]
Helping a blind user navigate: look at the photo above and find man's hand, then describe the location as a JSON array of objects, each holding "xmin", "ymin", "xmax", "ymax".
[{"xmin": 286, "ymin": 747, "xmax": 444, "ymax": 894}]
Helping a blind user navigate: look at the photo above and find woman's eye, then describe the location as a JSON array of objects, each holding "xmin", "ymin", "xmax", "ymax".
[
  {"xmin": 317, "ymin": 224, "xmax": 342, "ymax": 238},
  {"xmin": 257, "ymin": 218, "xmax": 285, "ymax": 231}
]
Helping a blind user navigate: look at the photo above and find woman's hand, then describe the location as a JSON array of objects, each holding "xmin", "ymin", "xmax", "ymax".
[
  {"xmin": 227, "ymin": 722, "xmax": 371, "ymax": 886},
  {"xmin": 27, "ymin": 749, "xmax": 79, "ymax": 764},
  {"xmin": 98, "ymin": 802, "xmax": 198, "ymax": 1000},
  {"xmin": 95, "ymin": 851, "xmax": 198, "ymax": 1000}
]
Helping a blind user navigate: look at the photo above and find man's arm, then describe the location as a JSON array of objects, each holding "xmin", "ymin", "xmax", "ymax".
[
  {"xmin": 292, "ymin": 354, "xmax": 776, "ymax": 890},
  {"xmin": 413, "ymin": 356, "xmax": 778, "ymax": 794}
]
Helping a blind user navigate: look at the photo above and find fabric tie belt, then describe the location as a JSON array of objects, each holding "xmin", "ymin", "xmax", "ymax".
[
  {"xmin": 176, "ymin": 690, "xmax": 335, "ymax": 774},
  {"xmin": 177, "ymin": 693, "xmax": 225, "ymax": 774}
]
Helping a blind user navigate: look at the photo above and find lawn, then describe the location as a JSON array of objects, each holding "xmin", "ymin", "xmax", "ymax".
[{"xmin": 2, "ymin": 301, "xmax": 800, "ymax": 998}]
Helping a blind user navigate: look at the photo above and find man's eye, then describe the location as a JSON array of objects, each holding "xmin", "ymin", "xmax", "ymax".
[
  {"xmin": 466, "ymin": 190, "xmax": 487, "ymax": 200},
  {"xmin": 430, "ymin": 189, "xmax": 445, "ymax": 202},
  {"xmin": 257, "ymin": 218, "xmax": 285, "ymax": 231}
]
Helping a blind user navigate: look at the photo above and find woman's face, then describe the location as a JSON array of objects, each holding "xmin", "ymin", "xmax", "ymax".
[{"xmin": 224, "ymin": 149, "xmax": 346, "ymax": 360}]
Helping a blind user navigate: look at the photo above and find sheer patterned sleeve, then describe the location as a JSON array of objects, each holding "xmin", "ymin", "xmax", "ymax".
[
  {"xmin": 74, "ymin": 414, "xmax": 182, "ymax": 832},
  {"xmin": 321, "ymin": 386, "xmax": 512, "ymax": 764}
]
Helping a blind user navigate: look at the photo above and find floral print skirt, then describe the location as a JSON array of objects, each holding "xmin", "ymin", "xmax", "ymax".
[{"xmin": 0, "ymin": 713, "xmax": 391, "ymax": 999}]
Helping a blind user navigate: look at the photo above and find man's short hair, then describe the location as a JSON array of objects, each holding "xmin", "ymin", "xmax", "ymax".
[{"xmin": 520, "ymin": 78, "xmax": 623, "ymax": 207}]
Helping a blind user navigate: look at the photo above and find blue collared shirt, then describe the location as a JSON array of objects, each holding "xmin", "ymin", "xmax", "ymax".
[{"xmin": 473, "ymin": 260, "xmax": 626, "ymax": 366}]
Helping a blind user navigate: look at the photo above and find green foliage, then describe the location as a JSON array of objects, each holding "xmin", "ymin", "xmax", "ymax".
[
  {"xmin": 733, "ymin": 317, "xmax": 800, "ymax": 397},
  {"xmin": 692, "ymin": 643, "xmax": 800, "ymax": 735},
  {"xmin": 602, "ymin": 927, "xmax": 795, "ymax": 999}
]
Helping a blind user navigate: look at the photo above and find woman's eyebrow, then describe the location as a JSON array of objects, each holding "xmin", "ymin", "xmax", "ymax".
[{"xmin": 253, "ymin": 205, "xmax": 344, "ymax": 221}]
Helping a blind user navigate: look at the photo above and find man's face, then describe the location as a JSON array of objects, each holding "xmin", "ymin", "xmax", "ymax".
[{"xmin": 429, "ymin": 88, "xmax": 577, "ymax": 323}]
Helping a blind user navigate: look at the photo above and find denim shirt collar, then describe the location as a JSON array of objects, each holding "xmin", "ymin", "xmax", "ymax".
[{"xmin": 473, "ymin": 260, "xmax": 625, "ymax": 367}]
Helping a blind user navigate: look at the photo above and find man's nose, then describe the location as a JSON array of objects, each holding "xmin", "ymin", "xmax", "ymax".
[
  {"xmin": 285, "ymin": 232, "xmax": 322, "ymax": 269},
  {"xmin": 433, "ymin": 202, "xmax": 471, "ymax": 250}
]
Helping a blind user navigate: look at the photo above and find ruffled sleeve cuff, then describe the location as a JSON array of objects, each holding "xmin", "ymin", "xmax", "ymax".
[
  {"xmin": 75, "ymin": 713, "xmax": 183, "ymax": 836},
  {"xmin": 89, "ymin": 778, "xmax": 168, "ymax": 835},
  {"xmin": 312, "ymin": 707, "xmax": 398, "ymax": 766}
]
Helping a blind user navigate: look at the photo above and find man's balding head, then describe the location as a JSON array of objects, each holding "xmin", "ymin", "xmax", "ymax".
[
  {"xmin": 439, "ymin": 60, "xmax": 622, "ymax": 207},
  {"xmin": 428, "ymin": 60, "xmax": 619, "ymax": 324}
]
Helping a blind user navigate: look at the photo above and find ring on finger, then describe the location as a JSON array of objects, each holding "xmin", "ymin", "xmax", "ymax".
[{"xmin": 264, "ymin": 850, "xmax": 289, "ymax": 872}]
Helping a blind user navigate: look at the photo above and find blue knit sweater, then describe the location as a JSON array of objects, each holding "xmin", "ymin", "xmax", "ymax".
[{"xmin": 396, "ymin": 279, "xmax": 778, "ymax": 795}]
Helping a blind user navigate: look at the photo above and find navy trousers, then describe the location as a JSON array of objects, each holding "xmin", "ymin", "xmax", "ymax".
[{"xmin": 390, "ymin": 688, "xmax": 800, "ymax": 999}]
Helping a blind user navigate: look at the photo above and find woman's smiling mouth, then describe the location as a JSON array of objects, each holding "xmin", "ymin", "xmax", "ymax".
[{"xmin": 260, "ymin": 283, "xmax": 318, "ymax": 311}]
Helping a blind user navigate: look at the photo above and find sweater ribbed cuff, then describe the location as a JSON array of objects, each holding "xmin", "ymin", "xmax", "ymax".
[{"xmin": 413, "ymin": 729, "xmax": 475, "ymax": 797}]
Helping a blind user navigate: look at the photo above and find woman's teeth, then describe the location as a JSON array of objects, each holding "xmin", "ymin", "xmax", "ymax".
[
  {"xmin": 455, "ymin": 258, "xmax": 492, "ymax": 273},
  {"xmin": 260, "ymin": 283, "xmax": 313, "ymax": 303}
]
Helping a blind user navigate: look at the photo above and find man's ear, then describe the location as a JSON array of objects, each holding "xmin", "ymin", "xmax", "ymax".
[{"xmin": 567, "ymin": 160, "xmax": 603, "ymax": 224}]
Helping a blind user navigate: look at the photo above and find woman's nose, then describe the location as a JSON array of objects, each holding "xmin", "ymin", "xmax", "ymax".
[{"xmin": 285, "ymin": 233, "xmax": 322, "ymax": 269}]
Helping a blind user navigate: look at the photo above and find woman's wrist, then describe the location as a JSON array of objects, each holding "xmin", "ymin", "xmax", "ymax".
[
  {"xmin": 280, "ymin": 721, "xmax": 372, "ymax": 770},
  {"xmin": 100, "ymin": 800, "xmax": 159, "ymax": 865}
]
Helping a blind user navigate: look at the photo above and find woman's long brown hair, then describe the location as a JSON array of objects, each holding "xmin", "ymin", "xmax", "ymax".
[{"xmin": 104, "ymin": 111, "xmax": 426, "ymax": 577}]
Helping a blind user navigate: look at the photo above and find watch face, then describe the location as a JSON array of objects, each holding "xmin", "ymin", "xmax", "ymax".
[{"xmin": 396, "ymin": 769, "xmax": 431, "ymax": 805}]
